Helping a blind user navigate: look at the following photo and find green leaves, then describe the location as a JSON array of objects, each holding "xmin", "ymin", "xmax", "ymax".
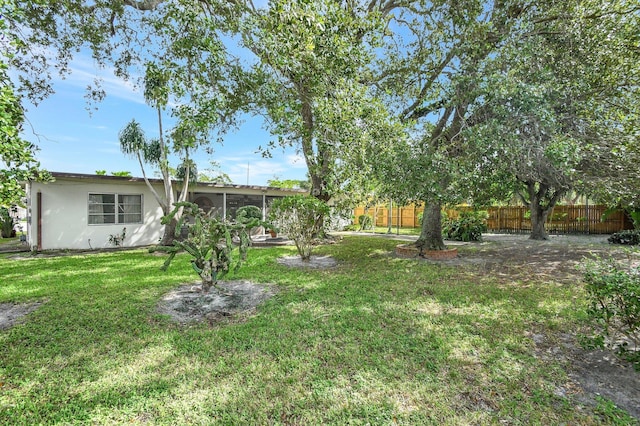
[
  {"xmin": 143, "ymin": 62, "xmax": 170, "ymax": 110},
  {"xmin": 155, "ymin": 201, "xmax": 253, "ymax": 291},
  {"xmin": 118, "ymin": 119, "xmax": 148, "ymax": 157},
  {"xmin": 581, "ymin": 254, "xmax": 640, "ymax": 367},
  {"xmin": 0, "ymin": 66, "xmax": 50, "ymax": 207},
  {"xmin": 240, "ymin": 0, "xmax": 389, "ymax": 202},
  {"xmin": 269, "ymin": 195, "xmax": 330, "ymax": 260}
]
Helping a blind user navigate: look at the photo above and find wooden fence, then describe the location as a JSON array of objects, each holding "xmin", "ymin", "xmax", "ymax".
[{"xmin": 353, "ymin": 204, "xmax": 632, "ymax": 235}]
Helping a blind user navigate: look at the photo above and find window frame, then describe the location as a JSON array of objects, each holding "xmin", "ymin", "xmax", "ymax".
[{"xmin": 88, "ymin": 192, "xmax": 143, "ymax": 225}]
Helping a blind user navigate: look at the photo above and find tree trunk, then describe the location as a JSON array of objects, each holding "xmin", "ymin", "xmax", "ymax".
[
  {"xmin": 161, "ymin": 216, "xmax": 179, "ymax": 246},
  {"xmin": 523, "ymin": 180, "xmax": 565, "ymax": 241},
  {"xmin": 298, "ymin": 242, "xmax": 311, "ymax": 262},
  {"xmin": 416, "ymin": 201, "xmax": 446, "ymax": 252},
  {"xmin": 200, "ymin": 259, "xmax": 213, "ymax": 293},
  {"xmin": 529, "ymin": 205, "xmax": 549, "ymax": 240}
]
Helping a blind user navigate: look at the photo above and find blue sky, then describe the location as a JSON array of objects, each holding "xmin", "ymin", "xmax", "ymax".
[{"xmin": 20, "ymin": 54, "xmax": 308, "ymax": 186}]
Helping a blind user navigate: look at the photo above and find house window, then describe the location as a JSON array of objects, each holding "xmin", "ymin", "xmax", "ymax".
[{"xmin": 89, "ymin": 193, "xmax": 142, "ymax": 225}]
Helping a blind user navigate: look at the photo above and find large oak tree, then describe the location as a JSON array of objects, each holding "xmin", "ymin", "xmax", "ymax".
[{"xmin": 370, "ymin": 0, "xmax": 639, "ymax": 245}]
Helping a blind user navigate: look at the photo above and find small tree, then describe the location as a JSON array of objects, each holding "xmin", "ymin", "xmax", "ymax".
[
  {"xmin": 153, "ymin": 202, "xmax": 256, "ymax": 293},
  {"xmin": 269, "ymin": 196, "xmax": 330, "ymax": 261}
]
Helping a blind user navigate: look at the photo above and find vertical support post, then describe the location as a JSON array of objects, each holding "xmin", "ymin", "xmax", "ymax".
[
  {"xmin": 262, "ymin": 192, "xmax": 267, "ymax": 235},
  {"xmin": 586, "ymin": 198, "xmax": 590, "ymax": 234},
  {"xmin": 387, "ymin": 200, "xmax": 392, "ymax": 234},
  {"xmin": 222, "ymin": 193, "xmax": 227, "ymax": 220},
  {"xmin": 37, "ymin": 191, "xmax": 42, "ymax": 251},
  {"xmin": 372, "ymin": 205, "xmax": 376, "ymax": 234}
]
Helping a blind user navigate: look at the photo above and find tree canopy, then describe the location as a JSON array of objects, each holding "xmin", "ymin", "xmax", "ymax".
[
  {"xmin": 3, "ymin": 0, "xmax": 638, "ymax": 243},
  {"xmin": 367, "ymin": 0, "xmax": 640, "ymax": 242},
  {"xmin": 0, "ymin": 2, "xmax": 50, "ymax": 207},
  {"xmin": 0, "ymin": 72, "xmax": 50, "ymax": 207}
]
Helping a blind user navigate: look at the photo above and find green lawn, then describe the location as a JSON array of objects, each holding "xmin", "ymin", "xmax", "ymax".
[
  {"xmin": 349, "ymin": 226, "xmax": 421, "ymax": 236},
  {"xmin": 0, "ymin": 237, "xmax": 634, "ymax": 424},
  {"xmin": 371, "ymin": 226, "xmax": 421, "ymax": 235}
]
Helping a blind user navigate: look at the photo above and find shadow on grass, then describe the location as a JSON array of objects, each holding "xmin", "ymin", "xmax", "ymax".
[{"xmin": 0, "ymin": 236, "xmax": 626, "ymax": 424}]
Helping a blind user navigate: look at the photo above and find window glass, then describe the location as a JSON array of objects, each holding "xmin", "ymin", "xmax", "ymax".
[
  {"xmin": 89, "ymin": 193, "xmax": 142, "ymax": 225},
  {"xmin": 118, "ymin": 195, "xmax": 142, "ymax": 223}
]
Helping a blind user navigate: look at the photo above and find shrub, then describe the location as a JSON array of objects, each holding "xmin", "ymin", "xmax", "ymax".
[
  {"xmin": 358, "ymin": 214, "xmax": 373, "ymax": 231},
  {"xmin": 608, "ymin": 230, "xmax": 640, "ymax": 245},
  {"xmin": 235, "ymin": 205, "xmax": 270, "ymax": 236},
  {"xmin": 269, "ymin": 196, "xmax": 330, "ymax": 261},
  {"xmin": 235, "ymin": 205, "xmax": 263, "ymax": 223},
  {"xmin": 153, "ymin": 202, "xmax": 255, "ymax": 292},
  {"xmin": 108, "ymin": 228, "xmax": 126, "ymax": 247},
  {"xmin": 581, "ymin": 254, "xmax": 640, "ymax": 367},
  {"xmin": 0, "ymin": 207, "xmax": 16, "ymax": 238},
  {"xmin": 442, "ymin": 210, "xmax": 488, "ymax": 242},
  {"xmin": 631, "ymin": 210, "xmax": 640, "ymax": 229}
]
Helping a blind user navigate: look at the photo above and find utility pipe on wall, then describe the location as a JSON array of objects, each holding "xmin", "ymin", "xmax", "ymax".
[{"xmin": 37, "ymin": 191, "xmax": 42, "ymax": 251}]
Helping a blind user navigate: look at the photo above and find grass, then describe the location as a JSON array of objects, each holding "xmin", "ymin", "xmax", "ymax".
[
  {"xmin": 349, "ymin": 226, "xmax": 421, "ymax": 236},
  {"xmin": 0, "ymin": 236, "xmax": 635, "ymax": 424},
  {"xmin": 0, "ymin": 232, "xmax": 26, "ymax": 250},
  {"xmin": 0, "ymin": 236, "xmax": 18, "ymax": 245}
]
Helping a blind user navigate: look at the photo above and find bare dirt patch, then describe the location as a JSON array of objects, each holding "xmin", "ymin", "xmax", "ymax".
[
  {"xmin": 433, "ymin": 233, "xmax": 618, "ymax": 281},
  {"xmin": 0, "ymin": 301, "xmax": 45, "ymax": 330},
  {"xmin": 156, "ymin": 280, "xmax": 276, "ymax": 326},
  {"xmin": 531, "ymin": 332, "xmax": 640, "ymax": 420},
  {"xmin": 277, "ymin": 255, "xmax": 338, "ymax": 269},
  {"xmin": 451, "ymin": 234, "xmax": 639, "ymax": 419}
]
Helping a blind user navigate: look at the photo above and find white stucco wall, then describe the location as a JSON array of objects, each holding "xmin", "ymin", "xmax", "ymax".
[
  {"xmin": 25, "ymin": 173, "xmax": 308, "ymax": 250},
  {"xmin": 28, "ymin": 177, "xmax": 165, "ymax": 250}
]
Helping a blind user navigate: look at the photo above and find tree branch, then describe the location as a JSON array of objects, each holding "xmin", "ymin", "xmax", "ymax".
[
  {"xmin": 401, "ymin": 49, "xmax": 457, "ymax": 121},
  {"xmin": 122, "ymin": 0, "xmax": 165, "ymax": 11}
]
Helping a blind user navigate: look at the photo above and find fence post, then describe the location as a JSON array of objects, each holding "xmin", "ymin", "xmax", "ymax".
[{"xmin": 586, "ymin": 199, "xmax": 590, "ymax": 234}]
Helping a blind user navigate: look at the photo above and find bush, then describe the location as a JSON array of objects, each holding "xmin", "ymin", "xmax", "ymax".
[
  {"xmin": 581, "ymin": 254, "xmax": 640, "ymax": 367},
  {"xmin": 235, "ymin": 205, "xmax": 263, "ymax": 223},
  {"xmin": 269, "ymin": 196, "xmax": 330, "ymax": 261},
  {"xmin": 358, "ymin": 214, "xmax": 373, "ymax": 231},
  {"xmin": 442, "ymin": 210, "xmax": 488, "ymax": 242},
  {"xmin": 153, "ymin": 202, "xmax": 255, "ymax": 292},
  {"xmin": 235, "ymin": 205, "xmax": 270, "ymax": 235},
  {"xmin": 0, "ymin": 207, "xmax": 16, "ymax": 238},
  {"xmin": 608, "ymin": 230, "xmax": 640, "ymax": 245}
]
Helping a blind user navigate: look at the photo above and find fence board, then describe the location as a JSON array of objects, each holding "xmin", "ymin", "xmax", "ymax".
[{"xmin": 354, "ymin": 204, "xmax": 630, "ymax": 234}]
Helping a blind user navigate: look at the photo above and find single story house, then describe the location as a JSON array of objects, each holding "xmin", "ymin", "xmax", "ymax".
[{"xmin": 26, "ymin": 172, "xmax": 307, "ymax": 250}]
